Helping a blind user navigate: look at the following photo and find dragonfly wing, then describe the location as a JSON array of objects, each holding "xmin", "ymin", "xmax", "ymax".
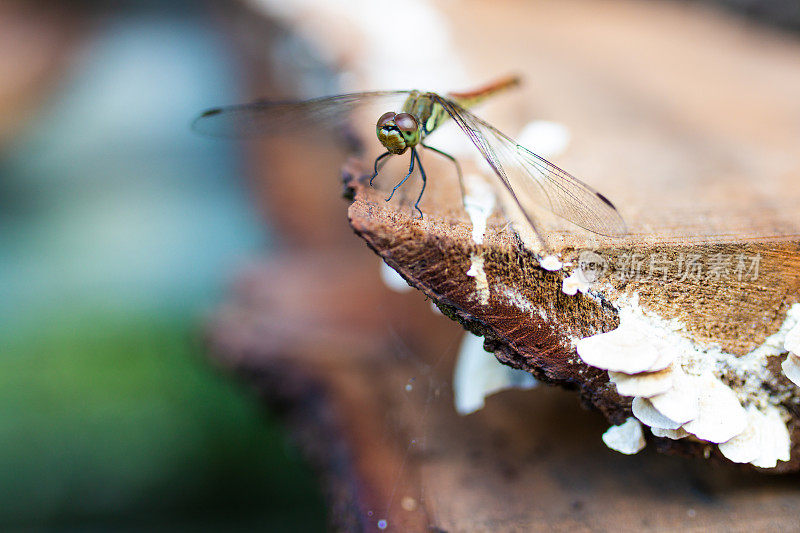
[
  {"xmin": 192, "ymin": 91, "xmax": 411, "ymax": 138},
  {"xmin": 431, "ymin": 95, "xmax": 627, "ymax": 237}
]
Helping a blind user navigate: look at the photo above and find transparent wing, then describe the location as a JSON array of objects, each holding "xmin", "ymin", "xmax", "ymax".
[
  {"xmin": 192, "ymin": 91, "xmax": 411, "ymax": 138},
  {"xmin": 432, "ymin": 95, "xmax": 627, "ymax": 237}
]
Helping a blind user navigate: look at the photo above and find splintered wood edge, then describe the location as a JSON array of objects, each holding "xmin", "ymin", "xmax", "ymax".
[{"xmin": 342, "ymin": 163, "xmax": 800, "ymax": 472}]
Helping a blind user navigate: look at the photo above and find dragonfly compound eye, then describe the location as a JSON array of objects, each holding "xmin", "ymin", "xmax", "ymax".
[
  {"xmin": 377, "ymin": 111, "xmax": 396, "ymax": 127},
  {"xmin": 394, "ymin": 113, "xmax": 418, "ymax": 132}
]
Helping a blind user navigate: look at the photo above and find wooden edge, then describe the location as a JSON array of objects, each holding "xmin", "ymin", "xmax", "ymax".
[{"xmin": 343, "ymin": 160, "xmax": 800, "ymax": 473}]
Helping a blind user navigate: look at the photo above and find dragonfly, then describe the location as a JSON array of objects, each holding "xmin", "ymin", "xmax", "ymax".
[{"xmin": 193, "ymin": 76, "xmax": 627, "ymax": 246}]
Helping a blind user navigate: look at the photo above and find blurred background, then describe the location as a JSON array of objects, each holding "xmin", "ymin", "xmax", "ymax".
[
  {"xmin": 2, "ymin": 0, "xmax": 800, "ymax": 530},
  {"xmin": 0, "ymin": 0, "xmax": 329, "ymax": 529}
]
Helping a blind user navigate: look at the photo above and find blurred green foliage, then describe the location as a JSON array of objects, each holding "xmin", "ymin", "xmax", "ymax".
[{"xmin": 0, "ymin": 310, "xmax": 325, "ymax": 529}]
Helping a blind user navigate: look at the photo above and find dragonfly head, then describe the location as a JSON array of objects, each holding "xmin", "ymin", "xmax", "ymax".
[{"xmin": 376, "ymin": 112, "xmax": 420, "ymax": 154}]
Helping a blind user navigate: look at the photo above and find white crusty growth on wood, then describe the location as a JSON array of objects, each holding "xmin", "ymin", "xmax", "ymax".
[
  {"xmin": 783, "ymin": 354, "xmax": 800, "ymax": 388},
  {"xmin": 681, "ymin": 375, "xmax": 747, "ymax": 444},
  {"xmin": 718, "ymin": 405, "xmax": 791, "ymax": 467},
  {"xmin": 539, "ymin": 255, "xmax": 563, "ymax": 271},
  {"xmin": 602, "ymin": 417, "xmax": 646, "ymax": 455},
  {"xmin": 632, "ymin": 396, "xmax": 683, "ymax": 430},
  {"xmin": 463, "ymin": 173, "xmax": 496, "ymax": 246},
  {"xmin": 576, "ymin": 296, "xmax": 797, "ymax": 467},
  {"xmin": 453, "ymin": 332, "xmax": 537, "ymax": 415},
  {"xmin": 646, "ymin": 372, "xmax": 703, "ymax": 426},
  {"xmin": 561, "ymin": 270, "xmax": 591, "ymax": 296},
  {"xmin": 463, "ymin": 173, "xmax": 496, "ymax": 306},
  {"xmin": 783, "ymin": 321, "xmax": 800, "ymax": 387},
  {"xmin": 651, "ymin": 426, "xmax": 689, "ymax": 440},
  {"xmin": 466, "ymin": 255, "xmax": 490, "ymax": 305},
  {"xmin": 380, "ymin": 261, "xmax": 412, "ymax": 292},
  {"xmin": 575, "ymin": 308, "xmax": 678, "ymax": 374},
  {"xmin": 608, "ymin": 363, "xmax": 675, "ymax": 398},
  {"xmin": 784, "ymin": 321, "xmax": 800, "ymax": 354}
]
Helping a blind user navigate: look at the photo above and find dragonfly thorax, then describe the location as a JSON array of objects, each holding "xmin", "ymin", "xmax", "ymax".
[{"xmin": 376, "ymin": 111, "xmax": 421, "ymax": 154}]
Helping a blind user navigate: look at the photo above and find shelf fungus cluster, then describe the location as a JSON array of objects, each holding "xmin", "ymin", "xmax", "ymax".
[{"xmin": 577, "ymin": 300, "xmax": 800, "ymax": 469}]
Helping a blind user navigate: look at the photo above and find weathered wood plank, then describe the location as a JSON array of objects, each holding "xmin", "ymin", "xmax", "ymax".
[
  {"xmin": 208, "ymin": 253, "xmax": 800, "ymax": 531},
  {"xmin": 338, "ymin": 0, "xmax": 800, "ymax": 472},
  {"xmin": 210, "ymin": 0, "xmax": 800, "ymax": 528}
]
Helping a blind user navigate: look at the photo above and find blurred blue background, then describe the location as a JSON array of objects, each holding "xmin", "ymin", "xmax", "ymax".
[{"xmin": 0, "ymin": 1, "xmax": 324, "ymax": 529}]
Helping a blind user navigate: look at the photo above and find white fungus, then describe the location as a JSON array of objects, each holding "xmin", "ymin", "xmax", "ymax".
[
  {"xmin": 453, "ymin": 333, "xmax": 537, "ymax": 415},
  {"xmin": 379, "ymin": 261, "xmax": 411, "ymax": 292},
  {"xmin": 646, "ymin": 373, "xmax": 702, "ymax": 426},
  {"xmin": 651, "ymin": 426, "xmax": 689, "ymax": 440},
  {"xmin": 784, "ymin": 322, "xmax": 800, "ymax": 354},
  {"xmin": 561, "ymin": 271, "xmax": 590, "ymax": 296},
  {"xmin": 463, "ymin": 173, "xmax": 496, "ymax": 245},
  {"xmin": 782, "ymin": 353, "xmax": 800, "ymax": 387},
  {"xmin": 576, "ymin": 325, "xmax": 675, "ymax": 374},
  {"xmin": 632, "ymin": 396, "xmax": 683, "ymax": 430},
  {"xmin": 462, "ymin": 173, "xmax": 496, "ymax": 307},
  {"xmin": 539, "ymin": 255, "xmax": 563, "ymax": 271},
  {"xmin": 720, "ymin": 405, "xmax": 790, "ymax": 468},
  {"xmin": 602, "ymin": 418, "xmax": 646, "ymax": 455},
  {"xmin": 719, "ymin": 406, "xmax": 770, "ymax": 464},
  {"xmin": 681, "ymin": 374, "xmax": 747, "ymax": 443},
  {"xmin": 466, "ymin": 254, "xmax": 490, "ymax": 305},
  {"xmin": 750, "ymin": 408, "xmax": 791, "ymax": 468},
  {"xmin": 576, "ymin": 295, "xmax": 799, "ymax": 468},
  {"xmin": 609, "ymin": 363, "xmax": 676, "ymax": 398}
]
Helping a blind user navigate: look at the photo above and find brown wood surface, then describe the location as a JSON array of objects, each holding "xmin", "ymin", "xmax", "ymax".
[
  {"xmin": 208, "ymin": 0, "xmax": 800, "ymax": 529},
  {"xmin": 419, "ymin": 0, "xmax": 800, "ymax": 353},
  {"xmin": 346, "ymin": 160, "xmax": 800, "ymax": 471},
  {"xmin": 338, "ymin": 0, "xmax": 800, "ymax": 469},
  {"xmin": 208, "ymin": 253, "xmax": 800, "ymax": 532}
]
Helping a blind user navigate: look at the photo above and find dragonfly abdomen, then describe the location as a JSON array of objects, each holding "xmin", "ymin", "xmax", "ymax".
[{"xmin": 447, "ymin": 75, "xmax": 521, "ymax": 109}]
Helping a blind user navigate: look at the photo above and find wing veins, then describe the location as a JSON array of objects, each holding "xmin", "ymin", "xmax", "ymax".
[
  {"xmin": 192, "ymin": 90, "xmax": 411, "ymax": 138},
  {"xmin": 432, "ymin": 95, "xmax": 626, "ymax": 237}
]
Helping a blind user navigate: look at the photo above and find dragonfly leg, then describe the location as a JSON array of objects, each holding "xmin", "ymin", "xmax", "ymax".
[
  {"xmin": 413, "ymin": 149, "xmax": 427, "ymax": 219},
  {"xmin": 386, "ymin": 149, "xmax": 415, "ymax": 202},
  {"xmin": 370, "ymin": 151, "xmax": 392, "ymax": 186},
  {"xmin": 421, "ymin": 143, "xmax": 465, "ymax": 201}
]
